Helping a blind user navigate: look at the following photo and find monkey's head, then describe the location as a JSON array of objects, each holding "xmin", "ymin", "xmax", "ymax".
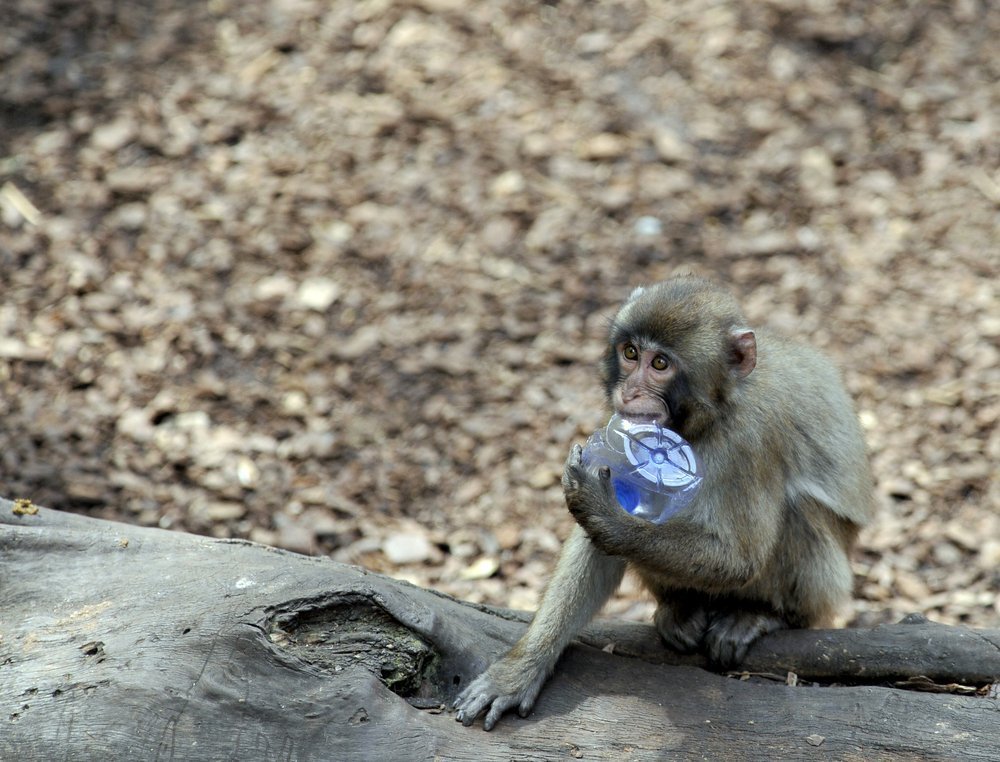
[{"xmin": 602, "ymin": 276, "xmax": 757, "ymax": 438}]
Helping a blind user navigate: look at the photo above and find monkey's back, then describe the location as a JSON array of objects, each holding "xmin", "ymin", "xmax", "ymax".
[{"xmin": 744, "ymin": 330, "xmax": 874, "ymax": 530}]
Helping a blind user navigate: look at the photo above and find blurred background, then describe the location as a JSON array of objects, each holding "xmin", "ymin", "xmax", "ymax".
[{"xmin": 1, "ymin": 0, "xmax": 997, "ymax": 628}]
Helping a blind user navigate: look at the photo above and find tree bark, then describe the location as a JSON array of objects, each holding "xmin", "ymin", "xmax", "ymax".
[{"xmin": 2, "ymin": 498, "xmax": 998, "ymax": 761}]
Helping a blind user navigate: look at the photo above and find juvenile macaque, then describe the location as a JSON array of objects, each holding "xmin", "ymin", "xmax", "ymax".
[{"xmin": 454, "ymin": 276, "xmax": 874, "ymax": 730}]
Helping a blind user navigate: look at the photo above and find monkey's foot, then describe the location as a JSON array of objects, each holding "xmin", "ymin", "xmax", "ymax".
[
  {"xmin": 654, "ymin": 600, "xmax": 710, "ymax": 653},
  {"xmin": 705, "ymin": 609, "xmax": 787, "ymax": 667}
]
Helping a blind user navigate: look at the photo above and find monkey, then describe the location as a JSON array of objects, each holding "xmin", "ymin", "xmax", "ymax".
[{"xmin": 453, "ymin": 275, "xmax": 874, "ymax": 730}]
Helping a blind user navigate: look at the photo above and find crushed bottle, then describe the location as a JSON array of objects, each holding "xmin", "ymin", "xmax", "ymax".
[{"xmin": 581, "ymin": 414, "xmax": 703, "ymax": 524}]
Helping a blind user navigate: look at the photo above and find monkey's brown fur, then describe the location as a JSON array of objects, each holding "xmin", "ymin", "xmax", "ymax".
[{"xmin": 454, "ymin": 276, "xmax": 874, "ymax": 730}]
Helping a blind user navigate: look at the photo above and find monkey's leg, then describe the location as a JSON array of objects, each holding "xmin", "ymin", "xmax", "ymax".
[
  {"xmin": 700, "ymin": 502, "xmax": 858, "ymax": 667},
  {"xmin": 453, "ymin": 525, "xmax": 625, "ymax": 731}
]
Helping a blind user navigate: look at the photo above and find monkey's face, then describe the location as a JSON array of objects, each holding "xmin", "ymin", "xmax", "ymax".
[
  {"xmin": 608, "ymin": 340, "xmax": 676, "ymax": 427},
  {"xmin": 601, "ymin": 278, "xmax": 755, "ymax": 438}
]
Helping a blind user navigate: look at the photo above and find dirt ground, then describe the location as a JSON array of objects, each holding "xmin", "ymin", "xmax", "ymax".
[{"xmin": 1, "ymin": 0, "xmax": 997, "ymax": 630}]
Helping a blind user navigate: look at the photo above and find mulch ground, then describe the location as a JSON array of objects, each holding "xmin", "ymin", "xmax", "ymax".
[{"xmin": 1, "ymin": 0, "xmax": 997, "ymax": 629}]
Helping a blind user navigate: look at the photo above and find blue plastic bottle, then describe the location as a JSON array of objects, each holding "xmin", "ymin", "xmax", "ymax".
[{"xmin": 580, "ymin": 414, "xmax": 703, "ymax": 523}]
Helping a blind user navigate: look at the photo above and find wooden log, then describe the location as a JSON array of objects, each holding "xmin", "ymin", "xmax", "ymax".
[{"xmin": 2, "ymin": 498, "xmax": 998, "ymax": 761}]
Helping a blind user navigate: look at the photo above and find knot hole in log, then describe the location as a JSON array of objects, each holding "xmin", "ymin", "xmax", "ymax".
[{"xmin": 264, "ymin": 594, "xmax": 444, "ymax": 701}]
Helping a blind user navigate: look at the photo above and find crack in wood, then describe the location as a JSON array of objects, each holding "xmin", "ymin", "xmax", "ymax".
[{"xmin": 264, "ymin": 594, "xmax": 441, "ymax": 697}]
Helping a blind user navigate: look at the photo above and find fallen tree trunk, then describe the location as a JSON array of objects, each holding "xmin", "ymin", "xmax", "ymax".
[{"xmin": 2, "ymin": 497, "xmax": 998, "ymax": 760}]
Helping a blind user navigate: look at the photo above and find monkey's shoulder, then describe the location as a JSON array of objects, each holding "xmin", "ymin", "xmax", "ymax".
[
  {"xmin": 748, "ymin": 333, "xmax": 854, "ymax": 414},
  {"xmin": 753, "ymin": 331, "xmax": 843, "ymax": 378},
  {"xmin": 731, "ymin": 332, "xmax": 874, "ymax": 525}
]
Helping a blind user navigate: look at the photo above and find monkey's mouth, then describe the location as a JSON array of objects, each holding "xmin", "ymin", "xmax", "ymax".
[{"xmin": 615, "ymin": 409, "xmax": 671, "ymax": 428}]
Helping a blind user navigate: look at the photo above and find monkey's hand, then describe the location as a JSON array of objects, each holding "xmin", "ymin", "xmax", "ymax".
[
  {"xmin": 452, "ymin": 656, "xmax": 549, "ymax": 731},
  {"xmin": 562, "ymin": 444, "xmax": 622, "ymax": 550}
]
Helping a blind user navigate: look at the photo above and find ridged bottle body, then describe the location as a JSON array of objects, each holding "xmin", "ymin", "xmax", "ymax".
[{"xmin": 581, "ymin": 414, "xmax": 702, "ymax": 524}]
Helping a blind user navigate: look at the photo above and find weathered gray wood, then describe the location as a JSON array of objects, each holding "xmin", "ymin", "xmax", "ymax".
[
  {"xmin": 578, "ymin": 615, "xmax": 1000, "ymax": 685},
  {"xmin": 1, "ymin": 498, "xmax": 998, "ymax": 761}
]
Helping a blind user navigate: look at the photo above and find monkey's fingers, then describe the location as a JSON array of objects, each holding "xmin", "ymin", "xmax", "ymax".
[
  {"xmin": 561, "ymin": 444, "xmax": 585, "ymax": 492},
  {"xmin": 451, "ymin": 686, "xmax": 472, "ymax": 711},
  {"xmin": 482, "ymin": 694, "xmax": 520, "ymax": 731},
  {"xmin": 517, "ymin": 686, "xmax": 542, "ymax": 718},
  {"xmin": 453, "ymin": 690, "xmax": 492, "ymax": 726},
  {"xmin": 453, "ymin": 673, "xmax": 506, "ymax": 727},
  {"xmin": 564, "ymin": 443, "xmax": 584, "ymax": 469}
]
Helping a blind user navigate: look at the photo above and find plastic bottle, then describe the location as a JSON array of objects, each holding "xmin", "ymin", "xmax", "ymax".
[{"xmin": 581, "ymin": 414, "xmax": 703, "ymax": 524}]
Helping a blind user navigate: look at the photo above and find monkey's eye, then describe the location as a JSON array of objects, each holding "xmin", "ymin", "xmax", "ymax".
[
  {"xmin": 651, "ymin": 355, "xmax": 669, "ymax": 371},
  {"xmin": 622, "ymin": 343, "xmax": 639, "ymax": 361}
]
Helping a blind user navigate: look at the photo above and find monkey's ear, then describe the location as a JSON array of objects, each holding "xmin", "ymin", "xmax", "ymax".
[
  {"xmin": 625, "ymin": 285, "xmax": 646, "ymax": 303},
  {"xmin": 729, "ymin": 329, "xmax": 757, "ymax": 378}
]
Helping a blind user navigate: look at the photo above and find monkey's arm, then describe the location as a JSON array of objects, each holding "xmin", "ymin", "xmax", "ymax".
[
  {"xmin": 562, "ymin": 445, "xmax": 779, "ymax": 592},
  {"xmin": 563, "ymin": 445, "xmax": 794, "ymax": 665},
  {"xmin": 453, "ymin": 525, "xmax": 625, "ymax": 730}
]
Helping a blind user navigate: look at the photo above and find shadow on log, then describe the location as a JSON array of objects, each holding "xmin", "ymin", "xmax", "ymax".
[{"xmin": 2, "ymin": 498, "xmax": 998, "ymax": 760}]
